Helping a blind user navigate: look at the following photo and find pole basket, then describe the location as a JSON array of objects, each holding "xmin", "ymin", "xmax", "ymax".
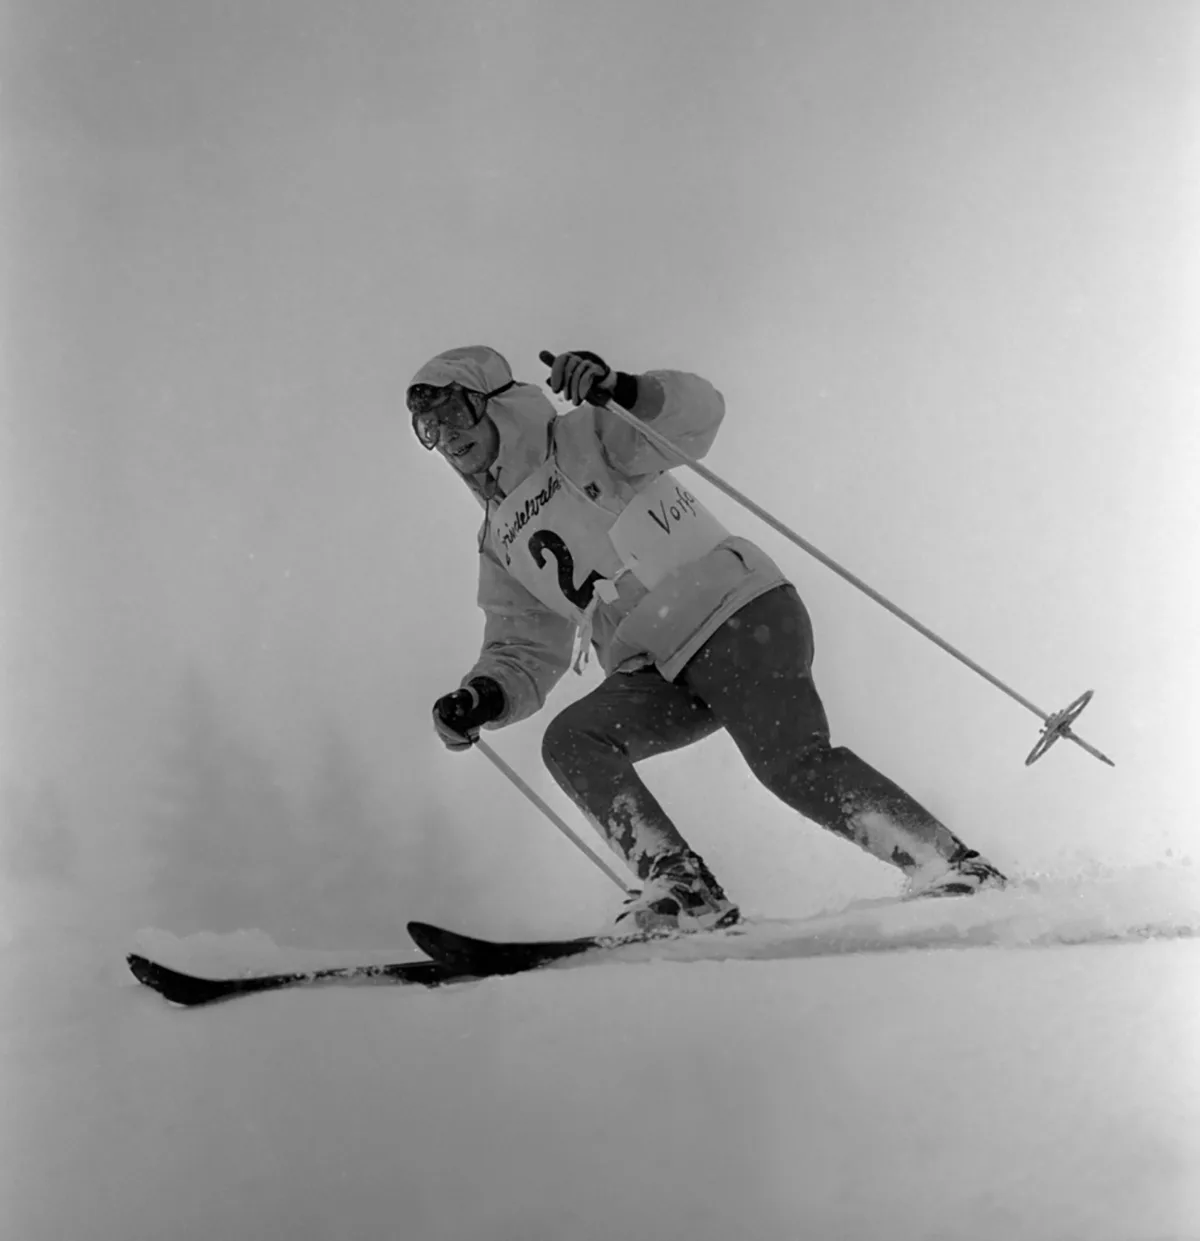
[{"xmin": 1024, "ymin": 689, "xmax": 1109, "ymax": 766}]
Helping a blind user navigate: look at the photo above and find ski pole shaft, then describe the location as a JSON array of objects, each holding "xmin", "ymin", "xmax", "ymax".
[
  {"xmin": 622, "ymin": 412, "xmax": 1046, "ymax": 714},
  {"xmin": 538, "ymin": 351, "xmax": 1113, "ymax": 767},
  {"xmin": 475, "ymin": 738, "xmax": 636, "ymax": 892}
]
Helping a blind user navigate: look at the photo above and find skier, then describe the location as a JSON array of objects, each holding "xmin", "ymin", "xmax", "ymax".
[{"xmin": 409, "ymin": 345, "xmax": 1005, "ymax": 934}]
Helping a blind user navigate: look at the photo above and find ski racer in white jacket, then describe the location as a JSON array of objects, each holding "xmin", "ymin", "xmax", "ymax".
[{"xmin": 409, "ymin": 345, "xmax": 1005, "ymax": 932}]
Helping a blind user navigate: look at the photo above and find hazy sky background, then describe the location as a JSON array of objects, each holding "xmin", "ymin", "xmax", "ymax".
[{"xmin": 2, "ymin": 0, "xmax": 1198, "ymax": 935}]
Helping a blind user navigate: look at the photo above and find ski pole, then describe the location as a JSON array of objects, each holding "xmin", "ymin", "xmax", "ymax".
[
  {"xmin": 540, "ymin": 350, "xmax": 1113, "ymax": 768},
  {"xmin": 475, "ymin": 738, "xmax": 636, "ymax": 892}
]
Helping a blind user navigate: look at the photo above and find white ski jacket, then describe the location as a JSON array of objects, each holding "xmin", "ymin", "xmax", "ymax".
[{"xmin": 408, "ymin": 346, "xmax": 787, "ymax": 727}]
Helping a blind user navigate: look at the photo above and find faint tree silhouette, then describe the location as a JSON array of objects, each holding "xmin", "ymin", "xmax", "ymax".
[
  {"xmin": 288, "ymin": 720, "xmax": 410, "ymax": 947},
  {"xmin": 144, "ymin": 668, "xmax": 296, "ymax": 935},
  {"xmin": 404, "ymin": 793, "xmax": 499, "ymax": 926}
]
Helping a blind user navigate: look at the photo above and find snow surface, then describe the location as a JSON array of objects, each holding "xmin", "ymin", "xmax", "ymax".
[{"xmin": 3, "ymin": 866, "xmax": 1200, "ymax": 1241}]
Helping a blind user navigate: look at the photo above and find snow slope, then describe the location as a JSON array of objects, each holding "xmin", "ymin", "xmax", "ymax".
[{"xmin": 3, "ymin": 866, "xmax": 1199, "ymax": 1241}]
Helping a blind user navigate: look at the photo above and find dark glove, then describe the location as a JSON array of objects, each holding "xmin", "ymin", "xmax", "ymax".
[
  {"xmin": 432, "ymin": 677, "xmax": 506, "ymax": 751},
  {"xmin": 544, "ymin": 350, "xmax": 639, "ymax": 409}
]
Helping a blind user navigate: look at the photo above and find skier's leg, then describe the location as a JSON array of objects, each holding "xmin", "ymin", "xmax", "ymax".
[
  {"xmin": 682, "ymin": 584, "xmax": 986, "ymax": 881},
  {"xmin": 541, "ymin": 668, "xmax": 720, "ymax": 881}
]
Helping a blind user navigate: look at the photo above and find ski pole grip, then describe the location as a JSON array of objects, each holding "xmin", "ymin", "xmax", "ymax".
[{"xmin": 540, "ymin": 348, "xmax": 628, "ymax": 411}]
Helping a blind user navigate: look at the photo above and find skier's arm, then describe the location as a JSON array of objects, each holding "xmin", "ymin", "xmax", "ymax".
[
  {"xmin": 461, "ymin": 547, "xmax": 576, "ymax": 727},
  {"xmin": 593, "ymin": 369, "xmax": 726, "ymax": 479}
]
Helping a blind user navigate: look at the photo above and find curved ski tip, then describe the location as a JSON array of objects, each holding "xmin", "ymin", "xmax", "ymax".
[
  {"xmin": 407, "ymin": 920, "xmax": 480, "ymax": 946},
  {"xmin": 126, "ymin": 952, "xmax": 158, "ymax": 985},
  {"xmin": 126, "ymin": 951, "xmax": 182, "ymax": 992},
  {"xmin": 405, "ymin": 920, "xmax": 437, "ymax": 946},
  {"xmin": 127, "ymin": 952, "xmax": 233, "ymax": 1007}
]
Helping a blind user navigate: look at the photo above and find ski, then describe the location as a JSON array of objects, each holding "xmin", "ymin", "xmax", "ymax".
[
  {"xmin": 127, "ymin": 951, "xmax": 470, "ymax": 1007},
  {"xmin": 402, "ymin": 890, "xmax": 1037, "ymax": 979},
  {"xmin": 405, "ymin": 899, "xmax": 909, "ymax": 977},
  {"xmin": 406, "ymin": 920, "xmax": 651, "ymax": 976}
]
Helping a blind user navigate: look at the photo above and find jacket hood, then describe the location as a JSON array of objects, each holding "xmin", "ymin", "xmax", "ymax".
[{"xmin": 408, "ymin": 345, "xmax": 556, "ymax": 502}]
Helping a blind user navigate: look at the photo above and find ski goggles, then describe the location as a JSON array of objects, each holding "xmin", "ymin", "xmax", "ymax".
[{"xmin": 407, "ymin": 380, "xmax": 515, "ymax": 450}]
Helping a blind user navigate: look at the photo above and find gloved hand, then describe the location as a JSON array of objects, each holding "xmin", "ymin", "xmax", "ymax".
[
  {"xmin": 546, "ymin": 350, "xmax": 620, "ymax": 407},
  {"xmin": 432, "ymin": 677, "xmax": 506, "ymax": 751}
]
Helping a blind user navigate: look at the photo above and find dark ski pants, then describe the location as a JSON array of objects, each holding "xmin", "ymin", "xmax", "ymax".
[{"xmin": 542, "ymin": 584, "xmax": 967, "ymax": 884}]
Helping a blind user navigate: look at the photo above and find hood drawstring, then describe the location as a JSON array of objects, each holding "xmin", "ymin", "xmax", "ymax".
[
  {"xmin": 475, "ymin": 472, "xmax": 504, "ymax": 552},
  {"xmin": 571, "ymin": 578, "xmax": 620, "ymax": 674}
]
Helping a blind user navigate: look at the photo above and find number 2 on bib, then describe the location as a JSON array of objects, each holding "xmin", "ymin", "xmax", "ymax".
[{"xmin": 528, "ymin": 530, "xmax": 604, "ymax": 611}]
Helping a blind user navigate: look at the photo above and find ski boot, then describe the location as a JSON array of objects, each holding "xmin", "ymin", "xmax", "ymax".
[
  {"xmin": 910, "ymin": 846, "xmax": 1008, "ymax": 899},
  {"xmin": 614, "ymin": 851, "xmax": 741, "ymax": 935}
]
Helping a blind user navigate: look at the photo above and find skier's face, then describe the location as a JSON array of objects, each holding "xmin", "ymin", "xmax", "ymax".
[
  {"xmin": 408, "ymin": 383, "xmax": 501, "ymax": 475},
  {"xmin": 436, "ymin": 413, "xmax": 499, "ymax": 476}
]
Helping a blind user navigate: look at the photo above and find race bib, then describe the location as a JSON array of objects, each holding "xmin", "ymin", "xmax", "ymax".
[
  {"xmin": 491, "ymin": 463, "xmax": 625, "ymax": 622},
  {"xmin": 608, "ymin": 472, "xmax": 729, "ymax": 589}
]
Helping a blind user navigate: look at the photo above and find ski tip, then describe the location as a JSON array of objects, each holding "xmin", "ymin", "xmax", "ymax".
[
  {"xmin": 126, "ymin": 952, "xmax": 235, "ymax": 1007},
  {"xmin": 126, "ymin": 951, "xmax": 184, "ymax": 996},
  {"xmin": 406, "ymin": 920, "xmax": 476, "ymax": 947},
  {"xmin": 126, "ymin": 951, "xmax": 150, "ymax": 977},
  {"xmin": 126, "ymin": 952, "xmax": 189, "ymax": 1004},
  {"xmin": 406, "ymin": 920, "xmax": 495, "ymax": 973},
  {"xmin": 126, "ymin": 952, "xmax": 165, "ymax": 987},
  {"xmin": 406, "ymin": 921, "xmax": 451, "ymax": 953}
]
